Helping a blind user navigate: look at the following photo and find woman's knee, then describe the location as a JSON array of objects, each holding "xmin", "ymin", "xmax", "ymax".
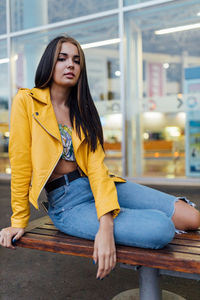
[
  {"xmin": 114, "ymin": 209, "xmax": 175, "ymax": 249},
  {"xmin": 186, "ymin": 208, "xmax": 200, "ymax": 230},
  {"xmin": 151, "ymin": 215, "xmax": 175, "ymax": 249},
  {"xmin": 173, "ymin": 200, "xmax": 200, "ymax": 230},
  {"xmin": 134, "ymin": 211, "xmax": 175, "ymax": 249}
]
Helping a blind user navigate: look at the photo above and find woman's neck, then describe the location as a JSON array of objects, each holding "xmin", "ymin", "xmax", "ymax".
[{"xmin": 50, "ymin": 84, "xmax": 71, "ymax": 106}]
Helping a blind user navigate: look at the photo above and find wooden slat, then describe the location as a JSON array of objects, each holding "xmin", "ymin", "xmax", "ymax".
[
  {"xmin": 16, "ymin": 233, "xmax": 94, "ymax": 258},
  {"xmin": 171, "ymin": 241, "xmax": 200, "ymax": 248},
  {"xmin": 25, "ymin": 228, "xmax": 200, "ymax": 256},
  {"xmin": 164, "ymin": 244, "xmax": 200, "ymax": 255},
  {"xmin": 25, "ymin": 216, "xmax": 51, "ymax": 231},
  {"xmin": 16, "ymin": 216, "xmax": 200, "ymax": 275},
  {"xmin": 175, "ymin": 231, "xmax": 200, "ymax": 241},
  {"xmin": 171, "ymin": 238, "xmax": 200, "ymax": 247},
  {"xmin": 38, "ymin": 224, "xmax": 57, "ymax": 230},
  {"xmin": 26, "ymin": 228, "xmax": 59, "ymax": 236}
]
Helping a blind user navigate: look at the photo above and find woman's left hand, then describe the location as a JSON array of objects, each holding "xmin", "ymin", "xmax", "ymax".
[{"xmin": 93, "ymin": 213, "xmax": 116, "ymax": 279}]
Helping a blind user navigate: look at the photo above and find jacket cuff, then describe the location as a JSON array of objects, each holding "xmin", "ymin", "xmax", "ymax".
[
  {"xmin": 11, "ymin": 217, "xmax": 29, "ymax": 228},
  {"xmin": 97, "ymin": 205, "xmax": 120, "ymax": 220}
]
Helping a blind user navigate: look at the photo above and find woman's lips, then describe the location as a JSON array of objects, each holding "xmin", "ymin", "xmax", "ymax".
[{"xmin": 64, "ymin": 72, "xmax": 75, "ymax": 79}]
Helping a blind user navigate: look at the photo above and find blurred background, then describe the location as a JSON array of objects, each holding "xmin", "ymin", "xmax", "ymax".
[{"xmin": 0, "ymin": 0, "xmax": 200, "ymax": 181}]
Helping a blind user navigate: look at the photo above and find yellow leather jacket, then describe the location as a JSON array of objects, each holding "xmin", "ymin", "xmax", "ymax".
[{"xmin": 9, "ymin": 87, "xmax": 125, "ymax": 228}]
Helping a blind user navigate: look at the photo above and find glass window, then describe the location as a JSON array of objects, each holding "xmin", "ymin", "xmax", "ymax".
[
  {"xmin": 48, "ymin": 0, "xmax": 118, "ymax": 23},
  {"xmin": 10, "ymin": 0, "xmax": 118, "ymax": 32},
  {"xmin": 124, "ymin": 0, "xmax": 152, "ymax": 6},
  {"xmin": 11, "ymin": 15, "xmax": 122, "ymax": 175},
  {"xmin": 0, "ymin": 40, "xmax": 9, "ymax": 174},
  {"xmin": 0, "ymin": 0, "xmax": 6, "ymax": 34},
  {"xmin": 124, "ymin": 0, "xmax": 200, "ymax": 178}
]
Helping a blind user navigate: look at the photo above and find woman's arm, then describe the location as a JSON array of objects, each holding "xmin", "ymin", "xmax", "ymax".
[
  {"xmin": 86, "ymin": 141, "xmax": 120, "ymax": 220},
  {"xmin": 9, "ymin": 91, "xmax": 32, "ymax": 228},
  {"xmin": 93, "ymin": 212, "xmax": 116, "ymax": 279},
  {"xmin": 0, "ymin": 91, "xmax": 32, "ymax": 248},
  {"xmin": 85, "ymin": 142, "xmax": 119, "ymax": 278}
]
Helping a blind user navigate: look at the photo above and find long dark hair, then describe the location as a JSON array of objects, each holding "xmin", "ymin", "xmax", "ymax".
[{"xmin": 35, "ymin": 35, "xmax": 104, "ymax": 152}]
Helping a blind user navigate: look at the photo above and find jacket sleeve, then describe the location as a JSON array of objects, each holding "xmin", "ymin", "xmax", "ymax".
[
  {"xmin": 9, "ymin": 91, "xmax": 32, "ymax": 228},
  {"xmin": 87, "ymin": 141, "xmax": 120, "ymax": 220}
]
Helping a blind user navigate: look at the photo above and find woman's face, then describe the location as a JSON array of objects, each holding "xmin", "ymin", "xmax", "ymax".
[{"xmin": 52, "ymin": 42, "xmax": 81, "ymax": 88}]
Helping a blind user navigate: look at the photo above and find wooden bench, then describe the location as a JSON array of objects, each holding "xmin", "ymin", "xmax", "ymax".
[{"xmin": 15, "ymin": 215, "xmax": 200, "ymax": 300}]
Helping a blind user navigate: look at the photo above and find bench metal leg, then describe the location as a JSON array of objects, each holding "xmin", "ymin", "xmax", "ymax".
[{"xmin": 139, "ymin": 266, "xmax": 161, "ymax": 300}]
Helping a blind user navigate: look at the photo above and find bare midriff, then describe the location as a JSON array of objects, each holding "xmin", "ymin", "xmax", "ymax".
[{"xmin": 47, "ymin": 159, "xmax": 78, "ymax": 183}]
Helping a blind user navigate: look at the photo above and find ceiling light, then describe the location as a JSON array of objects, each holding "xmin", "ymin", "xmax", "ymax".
[
  {"xmin": 81, "ymin": 38, "xmax": 120, "ymax": 49},
  {"xmin": 163, "ymin": 63, "xmax": 169, "ymax": 69},
  {"xmin": 0, "ymin": 58, "xmax": 9, "ymax": 64},
  {"xmin": 197, "ymin": 12, "xmax": 200, "ymax": 16},
  {"xmin": 0, "ymin": 55, "xmax": 18, "ymax": 64},
  {"xmin": 155, "ymin": 23, "xmax": 200, "ymax": 35},
  {"xmin": 115, "ymin": 70, "xmax": 121, "ymax": 77}
]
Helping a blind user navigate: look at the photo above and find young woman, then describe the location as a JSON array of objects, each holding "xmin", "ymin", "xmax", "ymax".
[{"xmin": 0, "ymin": 35, "xmax": 199, "ymax": 280}]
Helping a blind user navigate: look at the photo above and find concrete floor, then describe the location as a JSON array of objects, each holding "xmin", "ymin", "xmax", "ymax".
[{"xmin": 0, "ymin": 180, "xmax": 200, "ymax": 300}]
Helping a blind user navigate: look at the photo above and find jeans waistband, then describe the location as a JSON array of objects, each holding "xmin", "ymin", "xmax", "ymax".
[{"xmin": 45, "ymin": 169, "xmax": 81, "ymax": 193}]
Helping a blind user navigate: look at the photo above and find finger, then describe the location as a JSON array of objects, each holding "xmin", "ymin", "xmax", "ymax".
[
  {"xmin": 0, "ymin": 235, "xmax": 5, "ymax": 247},
  {"xmin": 6, "ymin": 233, "xmax": 15, "ymax": 249},
  {"xmin": 103, "ymin": 252, "xmax": 116, "ymax": 279},
  {"xmin": 96, "ymin": 254, "xmax": 105, "ymax": 279},
  {"xmin": 13, "ymin": 230, "xmax": 23, "ymax": 241},
  {"xmin": 102, "ymin": 255, "xmax": 111, "ymax": 278},
  {"xmin": 2, "ymin": 229, "xmax": 15, "ymax": 249},
  {"xmin": 93, "ymin": 245, "xmax": 98, "ymax": 265},
  {"xmin": 10, "ymin": 231, "xmax": 23, "ymax": 249},
  {"xmin": 5, "ymin": 231, "xmax": 12, "ymax": 248},
  {"xmin": 107, "ymin": 250, "xmax": 116, "ymax": 277},
  {"xmin": 112, "ymin": 251, "xmax": 117, "ymax": 270},
  {"xmin": 0, "ymin": 233, "xmax": 3, "ymax": 246}
]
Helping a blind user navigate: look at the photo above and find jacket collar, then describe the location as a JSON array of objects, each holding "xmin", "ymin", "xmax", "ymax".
[{"xmin": 29, "ymin": 87, "xmax": 50, "ymax": 104}]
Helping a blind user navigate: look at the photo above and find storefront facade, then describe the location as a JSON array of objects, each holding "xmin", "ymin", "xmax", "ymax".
[{"xmin": 0, "ymin": 0, "xmax": 200, "ymax": 179}]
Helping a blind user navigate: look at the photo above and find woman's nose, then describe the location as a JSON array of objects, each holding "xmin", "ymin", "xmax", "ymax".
[{"xmin": 66, "ymin": 59, "xmax": 74, "ymax": 69}]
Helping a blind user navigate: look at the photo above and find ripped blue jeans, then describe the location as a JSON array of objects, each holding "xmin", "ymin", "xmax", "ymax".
[{"xmin": 46, "ymin": 177, "xmax": 194, "ymax": 249}]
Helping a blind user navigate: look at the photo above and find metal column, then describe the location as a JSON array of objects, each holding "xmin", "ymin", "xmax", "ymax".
[{"xmin": 139, "ymin": 266, "xmax": 161, "ymax": 300}]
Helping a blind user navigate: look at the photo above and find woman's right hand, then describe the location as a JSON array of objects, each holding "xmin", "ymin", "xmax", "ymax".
[{"xmin": 0, "ymin": 227, "xmax": 25, "ymax": 249}]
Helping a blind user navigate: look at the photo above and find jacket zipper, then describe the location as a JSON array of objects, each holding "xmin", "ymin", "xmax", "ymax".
[
  {"xmin": 33, "ymin": 114, "xmax": 61, "ymax": 142},
  {"xmin": 33, "ymin": 114, "xmax": 62, "ymax": 208}
]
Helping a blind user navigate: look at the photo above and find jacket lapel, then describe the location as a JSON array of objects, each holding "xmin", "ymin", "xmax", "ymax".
[
  {"xmin": 30, "ymin": 87, "xmax": 86, "ymax": 149},
  {"xmin": 30, "ymin": 88, "xmax": 61, "ymax": 142},
  {"xmin": 72, "ymin": 127, "xmax": 86, "ymax": 154}
]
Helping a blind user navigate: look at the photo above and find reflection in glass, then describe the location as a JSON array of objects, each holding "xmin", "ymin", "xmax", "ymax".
[
  {"xmin": 124, "ymin": 0, "xmax": 151, "ymax": 6},
  {"xmin": 48, "ymin": 0, "xmax": 117, "ymax": 23},
  {"xmin": 10, "ymin": 0, "xmax": 118, "ymax": 32},
  {"xmin": 124, "ymin": 0, "xmax": 200, "ymax": 177},
  {"xmin": 0, "ymin": 0, "xmax": 6, "ymax": 34}
]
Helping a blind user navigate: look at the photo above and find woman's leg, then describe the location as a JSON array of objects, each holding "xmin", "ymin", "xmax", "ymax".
[
  {"xmin": 172, "ymin": 200, "xmax": 200, "ymax": 230},
  {"xmin": 49, "ymin": 200, "xmax": 175, "ymax": 249},
  {"xmin": 116, "ymin": 181, "xmax": 200, "ymax": 231},
  {"xmin": 47, "ymin": 177, "xmax": 175, "ymax": 249}
]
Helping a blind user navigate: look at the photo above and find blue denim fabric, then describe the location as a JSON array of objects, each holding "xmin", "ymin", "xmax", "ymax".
[{"xmin": 46, "ymin": 176, "xmax": 192, "ymax": 249}]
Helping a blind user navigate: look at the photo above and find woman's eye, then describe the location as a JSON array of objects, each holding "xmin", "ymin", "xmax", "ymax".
[
  {"xmin": 58, "ymin": 58, "xmax": 65, "ymax": 61},
  {"xmin": 74, "ymin": 60, "xmax": 80, "ymax": 64}
]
